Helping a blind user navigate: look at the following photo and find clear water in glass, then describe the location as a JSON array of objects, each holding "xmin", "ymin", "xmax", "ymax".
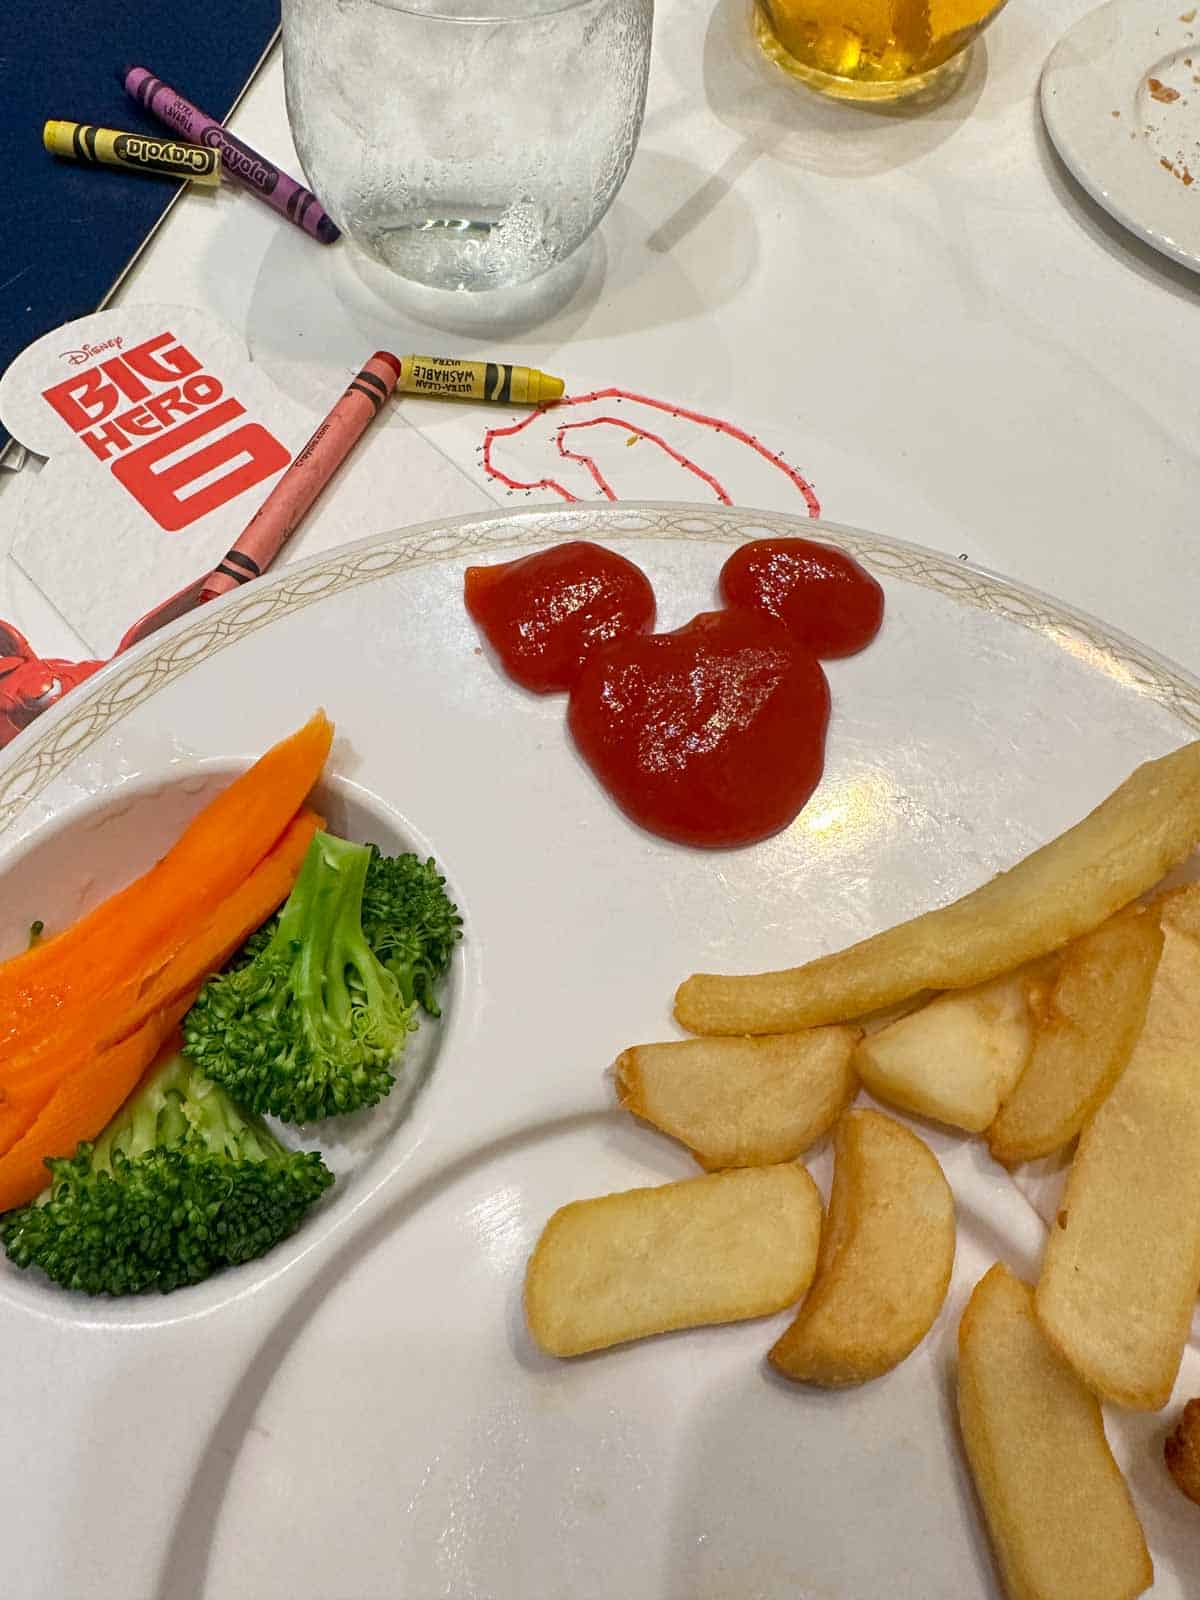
[{"xmin": 282, "ymin": 0, "xmax": 654, "ymax": 291}]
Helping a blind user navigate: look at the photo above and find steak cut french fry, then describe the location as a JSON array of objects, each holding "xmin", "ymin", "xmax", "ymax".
[
  {"xmin": 674, "ymin": 739, "xmax": 1200, "ymax": 1035},
  {"xmin": 988, "ymin": 905, "xmax": 1163, "ymax": 1165},
  {"xmin": 614, "ymin": 1029, "xmax": 858, "ymax": 1170},
  {"xmin": 958, "ymin": 1264, "xmax": 1153, "ymax": 1600},
  {"xmin": 769, "ymin": 1109, "xmax": 955, "ymax": 1386},
  {"xmin": 853, "ymin": 966, "xmax": 1049, "ymax": 1133},
  {"xmin": 1035, "ymin": 884, "xmax": 1200, "ymax": 1410},
  {"xmin": 524, "ymin": 1163, "xmax": 822, "ymax": 1357}
]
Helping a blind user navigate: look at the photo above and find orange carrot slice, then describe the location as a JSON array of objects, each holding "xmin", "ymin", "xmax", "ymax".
[
  {"xmin": 0, "ymin": 809, "xmax": 322, "ymax": 1152},
  {"xmin": 0, "ymin": 711, "xmax": 332, "ymax": 1053},
  {"xmin": 0, "ymin": 996, "xmax": 195, "ymax": 1213},
  {"xmin": 0, "ymin": 1066, "xmax": 64, "ymax": 1160},
  {"xmin": 1, "ymin": 806, "xmax": 322, "ymax": 1086},
  {"xmin": 117, "ymin": 806, "xmax": 321, "ymax": 1038}
]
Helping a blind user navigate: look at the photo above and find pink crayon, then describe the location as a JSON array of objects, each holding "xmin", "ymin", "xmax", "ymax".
[
  {"xmin": 121, "ymin": 64, "xmax": 340, "ymax": 244},
  {"xmin": 198, "ymin": 352, "xmax": 402, "ymax": 602},
  {"xmin": 114, "ymin": 353, "xmax": 399, "ymax": 652}
]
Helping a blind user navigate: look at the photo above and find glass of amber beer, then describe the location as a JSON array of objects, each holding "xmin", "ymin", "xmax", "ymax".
[{"xmin": 754, "ymin": 0, "xmax": 1008, "ymax": 100}]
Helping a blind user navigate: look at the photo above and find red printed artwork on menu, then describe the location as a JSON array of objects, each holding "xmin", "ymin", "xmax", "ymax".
[
  {"xmin": 39, "ymin": 331, "xmax": 291, "ymax": 532},
  {"xmin": 0, "ymin": 307, "xmax": 320, "ymax": 657},
  {"xmin": 0, "ymin": 621, "xmax": 102, "ymax": 749}
]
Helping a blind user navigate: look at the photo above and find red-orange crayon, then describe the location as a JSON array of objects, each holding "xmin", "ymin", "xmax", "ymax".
[{"xmin": 199, "ymin": 352, "xmax": 401, "ymax": 602}]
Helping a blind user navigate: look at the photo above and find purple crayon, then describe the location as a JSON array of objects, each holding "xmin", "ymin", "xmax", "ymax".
[{"xmin": 121, "ymin": 64, "xmax": 340, "ymax": 244}]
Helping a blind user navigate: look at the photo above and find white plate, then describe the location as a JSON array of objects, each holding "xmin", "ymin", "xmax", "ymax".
[
  {"xmin": 1042, "ymin": 0, "xmax": 1200, "ymax": 272},
  {"xmin": 0, "ymin": 504, "xmax": 1197, "ymax": 1599}
]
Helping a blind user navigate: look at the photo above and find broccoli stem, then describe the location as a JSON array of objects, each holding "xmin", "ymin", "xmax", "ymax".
[
  {"xmin": 90, "ymin": 1053, "xmax": 291, "ymax": 1176},
  {"xmin": 186, "ymin": 1071, "xmax": 270, "ymax": 1161},
  {"xmin": 94, "ymin": 1054, "xmax": 188, "ymax": 1171},
  {"xmin": 326, "ymin": 842, "xmax": 374, "ymax": 1034},
  {"xmin": 267, "ymin": 832, "xmax": 373, "ymax": 1040},
  {"xmin": 182, "ymin": 831, "xmax": 419, "ymax": 1124}
]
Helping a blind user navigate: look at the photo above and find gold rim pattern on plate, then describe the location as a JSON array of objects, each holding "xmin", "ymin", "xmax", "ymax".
[{"xmin": 2, "ymin": 503, "xmax": 1198, "ymax": 837}]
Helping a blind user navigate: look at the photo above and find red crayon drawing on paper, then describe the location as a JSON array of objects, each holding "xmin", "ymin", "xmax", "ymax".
[
  {"xmin": 482, "ymin": 389, "xmax": 821, "ymax": 516},
  {"xmin": 0, "ymin": 621, "xmax": 102, "ymax": 749}
]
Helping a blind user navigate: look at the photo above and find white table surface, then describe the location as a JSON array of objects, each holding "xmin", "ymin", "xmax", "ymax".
[
  {"xmin": 1, "ymin": 7, "xmax": 1199, "ymax": 1597},
  {"xmin": 2, "ymin": 0, "xmax": 1200, "ymax": 680}
]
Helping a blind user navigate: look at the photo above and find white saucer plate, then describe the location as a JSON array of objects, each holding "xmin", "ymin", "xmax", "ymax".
[{"xmin": 1043, "ymin": 0, "xmax": 1200, "ymax": 272}]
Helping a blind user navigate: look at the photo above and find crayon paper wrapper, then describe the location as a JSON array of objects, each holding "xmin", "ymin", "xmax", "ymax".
[{"xmin": 0, "ymin": 308, "xmax": 485, "ymax": 657}]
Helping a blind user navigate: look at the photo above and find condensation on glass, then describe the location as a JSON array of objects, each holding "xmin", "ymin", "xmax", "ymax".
[{"xmin": 282, "ymin": 0, "xmax": 654, "ymax": 290}]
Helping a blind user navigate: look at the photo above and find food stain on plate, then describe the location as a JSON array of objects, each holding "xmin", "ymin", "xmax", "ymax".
[{"xmin": 1138, "ymin": 46, "xmax": 1200, "ymax": 185}]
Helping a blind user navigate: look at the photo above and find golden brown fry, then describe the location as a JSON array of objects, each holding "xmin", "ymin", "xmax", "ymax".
[
  {"xmin": 1165, "ymin": 1399, "xmax": 1200, "ymax": 1508},
  {"xmin": 853, "ymin": 967, "xmax": 1046, "ymax": 1134},
  {"xmin": 957, "ymin": 1264, "xmax": 1153, "ymax": 1600},
  {"xmin": 674, "ymin": 740, "xmax": 1200, "ymax": 1035},
  {"xmin": 524, "ymin": 1163, "xmax": 822, "ymax": 1357},
  {"xmin": 988, "ymin": 906, "xmax": 1163, "ymax": 1165},
  {"xmin": 614, "ymin": 1029, "xmax": 858, "ymax": 1170},
  {"xmin": 769, "ymin": 1109, "xmax": 955, "ymax": 1386},
  {"xmin": 1035, "ymin": 885, "xmax": 1200, "ymax": 1410}
]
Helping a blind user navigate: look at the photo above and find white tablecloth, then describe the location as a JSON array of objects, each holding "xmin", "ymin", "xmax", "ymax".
[{"xmin": 2, "ymin": 8, "xmax": 1199, "ymax": 1596}]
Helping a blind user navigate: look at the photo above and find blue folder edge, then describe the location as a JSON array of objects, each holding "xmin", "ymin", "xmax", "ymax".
[{"xmin": 0, "ymin": 6, "xmax": 285, "ymax": 457}]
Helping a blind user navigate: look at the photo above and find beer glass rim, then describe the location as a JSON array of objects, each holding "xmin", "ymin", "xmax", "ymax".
[{"xmin": 343, "ymin": 0, "xmax": 620, "ymax": 22}]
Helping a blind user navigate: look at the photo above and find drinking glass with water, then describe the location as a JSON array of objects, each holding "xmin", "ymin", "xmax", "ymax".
[{"xmin": 282, "ymin": 0, "xmax": 654, "ymax": 291}]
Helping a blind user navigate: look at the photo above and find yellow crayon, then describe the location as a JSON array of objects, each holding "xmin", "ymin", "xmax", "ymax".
[
  {"xmin": 43, "ymin": 120, "xmax": 221, "ymax": 186},
  {"xmin": 399, "ymin": 355, "xmax": 564, "ymax": 406}
]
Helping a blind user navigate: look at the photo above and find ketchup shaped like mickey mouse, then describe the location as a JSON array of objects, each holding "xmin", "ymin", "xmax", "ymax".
[{"xmin": 465, "ymin": 537, "xmax": 884, "ymax": 849}]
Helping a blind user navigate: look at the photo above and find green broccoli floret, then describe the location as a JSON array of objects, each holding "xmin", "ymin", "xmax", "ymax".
[
  {"xmin": 360, "ymin": 847, "xmax": 461, "ymax": 1017},
  {"xmin": 1, "ymin": 1053, "xmax": 333, "ymax": 1296},
  {"xmin": 232, "ymin": 846, "xmax": 461, "ymax": 1018},
  {"xmin": 182, "ymin": 832, "xmax": 417, "ymax": 1122}
]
